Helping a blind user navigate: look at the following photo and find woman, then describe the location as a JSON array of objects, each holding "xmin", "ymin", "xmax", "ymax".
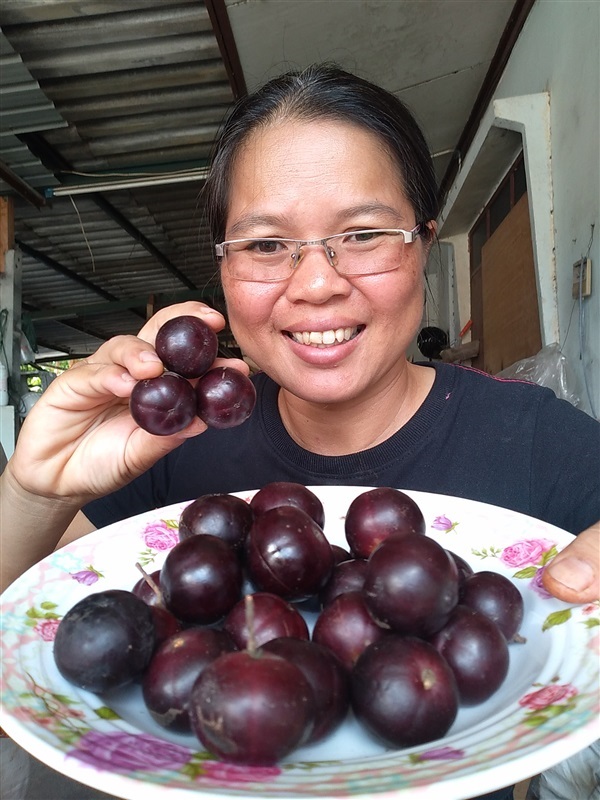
[{"xmin": 1, "ymin": 64, "xmax": 599, "ymax": 800}]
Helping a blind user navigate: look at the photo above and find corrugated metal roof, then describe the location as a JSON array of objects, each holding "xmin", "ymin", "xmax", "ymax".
[
  {"xmin": 0, "ymin": 0, "xmax": 526, "ymax": 360},
  {"xmin": 1, "ymin": 0, "xmax": 235, "ymax": 358}
]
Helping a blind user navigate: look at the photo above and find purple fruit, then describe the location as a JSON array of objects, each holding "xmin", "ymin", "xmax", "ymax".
[
  {"xmin": 189, "ymin": 650, "xmax": 315, "ymax": 765},
  {"xmin": 154, "ymin": 315, "xmax": 218, "ymax": 378},
  {"xmin": 250, "ymin": 482, "xmax": 325, "ymax": 528},
  {"xmin": 179, "ymin": 493, "xmax": 254, "ymax": 550},
  {"xmin": 195, "ymin": 366, "xmax": 256, "ymax": 428},
  {"xmin": 130, "ymin": 372, "xmax": 196, "ymax": 435},
  {"xmin": 461, "ymin": 570, "xmax": 524, "ymax": 640},
  {"xmin": 429, "ymin": 605, "xmax": 510, "ymax": 705},
  {"xmin": 345, "ymin": 487, "xmax": 426, "ymax": 558},
  {"xmin": 160, "ymin": 534, "xmax": 243, "ymax": 624},
  {"xmin": 351, "ymin": 635, "xmax": 459, "ymax": 748},
  {"xmin": 363, "ymin": 533, "xmax": 459, "ymax": 637},
  {"xmin": 53, "ymin": 589, "xmax": 155, "ymax": 693}
]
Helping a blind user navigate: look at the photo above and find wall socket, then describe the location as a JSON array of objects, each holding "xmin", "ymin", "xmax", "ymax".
[{"xmin": 572, "ymin": 257, "xmax": 592, "ymax": 298}]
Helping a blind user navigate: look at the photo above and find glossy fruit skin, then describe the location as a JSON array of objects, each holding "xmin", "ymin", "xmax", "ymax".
[
  {"xmin": 142, "ymin": 627, "xmax": 236, "ymax": 732},
  {"xmin": 429, "ymin": 605, "xmax": 510, "ymax": 705},
  {"xmin": 363, "ymin": 533, "xmax": 459, "ymax": 637},
  {"xmin": 460, "ymin": 570, "xmax": 524, "ymax": 640},
  {"xmin": 312, "ymin": 590, "xmax": 388, "ymax": 672},
  {"xmin": 223, "ymin": 592, "xmax": 309, "ymax": 649},
  {"xmin": 246, "ymin": 506, "xmax": 334, "ymax": 601},
  {"xmin": 250, "ymin": 482, "xmax": 326, "ymax": 528},
  {"xmin": 351, "ymin": 635, "xmax": 459, "ymax": 748},
  {"xmin": 261, "ymin": 637, "xmax": 350, "ymax": 743},
  {"xmin": 53, "ymin": 590, "xmax": 155, "ymax": 693},
  {"xmin": 179, "ymin": 493, "xmax": 254, "ymax": 551},
  {"xmin": 189, "ymin": 650, "xmax": 315, "ymax": 765},
  {"xmin": 130, "ymin": 372, "xmax": 196, "ymax": 435},
  {"xmin": 195, "ymin": 366, "xmax": 256, "ymax": 428},
  {"xmin": 345, "ymin": 487, "xmax": 426, "ymax": 558},
  {"xmin": 160, "ymin": 534, "xmax": 243, "ymax": 624},
  {"xmin": 319, "ymin": 558, "xmax": 368, "ymax": 608},
  {"xmin": 154, "ymin": 315, "xmax": 218, "ymax": 379},
  {"xmin": 150, "ymin": 605, "xmax": 182, "ymax": 650}
]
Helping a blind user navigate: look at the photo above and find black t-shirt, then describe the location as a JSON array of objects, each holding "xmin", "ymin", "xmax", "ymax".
[{"xmin": 84, "ymin": 362, "xmax": 600, "ymax": 535}]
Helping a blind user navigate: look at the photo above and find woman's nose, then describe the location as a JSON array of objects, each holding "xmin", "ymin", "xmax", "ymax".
[{"xmin": 285, "ymin": 244, "xmax": 351, "ymax": 304}]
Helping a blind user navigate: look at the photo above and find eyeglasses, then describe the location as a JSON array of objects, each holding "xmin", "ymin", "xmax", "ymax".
[{"xmin": 215, "ymin": 226, "xmax": 423, "ymax": 282}]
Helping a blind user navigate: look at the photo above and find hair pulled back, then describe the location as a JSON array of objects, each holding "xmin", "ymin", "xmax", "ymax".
[{"xmin": 204, "ymin": 63, "xmax": 439, "ymax": 245}]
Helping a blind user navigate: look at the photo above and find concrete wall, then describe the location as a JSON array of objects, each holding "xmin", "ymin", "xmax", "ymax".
[{"xmin": 438, "ymin": 0, "xmax": 599, "ymax": 417}]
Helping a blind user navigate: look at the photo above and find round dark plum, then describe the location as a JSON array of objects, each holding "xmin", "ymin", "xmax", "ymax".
[
  {"xmin": 250, "ymin": 482, "xmax": 325, "ymax": 528},
  {"xmin": 53, "ymin": 589, "xmax": 155, "ymax": 693},
  {"xmin": 429, "ymin": 605, "xmax": 509, "ymax": 705},
  {"xmin": 261, "ymin": 637, "xmax": 350, "ymax": 743},
  {"xmin": 195, "ymin": 366, "xmax": 256, "ymax": 428},
  {"xmin": 189, "ymin": 650, "xmax": 315, "ymax": 765},
  {"xmin": 179, "ymin": 493, "xmax": 254, "ymax": 551},
  {"xmin": 461, "ymin": 570, "xmax": 524, "ymax": 640},
  {"xmin": 142, "ymin": 627, "xmax": 236, "ymax": 732},
  {"xmin": 160, "ymin": 534, "xmax": 243, "ymax": 624},
  {"xmin": 447, "ymin": 549, "xmax": 474, "ymax": 593},
  {"xmin": 130, "ymin": 372, "xmax": 196, "ymax": 436},
  {"xmin": 223, "ymin": 592, "xmax": 309, "ymax": 649},
  {"xmin": 351, "ymin": 635, "xmax": 459, "ymax": 748},
  {"xmin": 319, "ymin": 558, "xmax": 368, "ymax": 608},
  {"xmin": 154, "ymin": 315, "xmax": 218, "ymax": 378},
  {"xmin": 331, "ymin": 544, "xmax": 352, "ymax": 564},
  {"xmin": 150, "ymin": 605, "xmax": 182, "ymax": 650},
  {"xmin": 363, "ymin": 533, "xmax": 459, "ymax": 637},
  {"xmin": 312, "ymin": 590, "xmax": 388, "ymax": 672},
  {"xmin": 345, "ymin": 487, "xmax": 426, "ymax": 558},
  {"xmin": 246, "ymin": 506, "xmax": 334, "ymax": 601}
]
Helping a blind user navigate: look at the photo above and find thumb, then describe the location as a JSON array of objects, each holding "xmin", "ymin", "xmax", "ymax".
[{"xmin": 542, "ymin": 522, "xmax": 600, "ymax": 604}]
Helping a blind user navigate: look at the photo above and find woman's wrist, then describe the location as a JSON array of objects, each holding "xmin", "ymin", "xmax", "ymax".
[{"xmin": 0, "ymin": 467, "xmax": 83, "ymax": 592}]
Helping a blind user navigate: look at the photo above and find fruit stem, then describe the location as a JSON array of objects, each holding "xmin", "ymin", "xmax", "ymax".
[
  {"xmin": 245, "ymin": 593, "xmax": 257, "ymax": 655},
  {"xmin": 135, "ymin": 562, "xmax": 165, "ymax": 608}
]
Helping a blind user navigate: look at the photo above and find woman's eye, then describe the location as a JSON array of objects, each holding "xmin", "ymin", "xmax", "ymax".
[
  {"xmin": 347, "ymin": 230, "xmax": 383, "ymax": 244},
  {"xmin": 246, "ymin": 239, "xmax": 285, "ymax": 255}
]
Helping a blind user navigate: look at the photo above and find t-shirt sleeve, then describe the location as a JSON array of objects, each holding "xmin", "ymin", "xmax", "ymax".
[{"xmin": 529, "ymin": 391, "xmax": 600, "ymax": 534}]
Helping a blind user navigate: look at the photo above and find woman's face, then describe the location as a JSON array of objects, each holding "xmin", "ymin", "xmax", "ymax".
[{"xmin": 221, "ymin": 118, "xmax": 431, "ymax": 406}]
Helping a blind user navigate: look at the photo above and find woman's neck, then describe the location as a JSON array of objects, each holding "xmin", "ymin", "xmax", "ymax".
[{"xmin": 277, "ymin": 363, "xmax": 436, "ymax": 456}]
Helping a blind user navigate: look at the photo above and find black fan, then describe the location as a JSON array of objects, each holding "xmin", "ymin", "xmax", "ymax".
[{"xmin": 417, "ymin": 327, "xmax": 449, "ymax": 360}]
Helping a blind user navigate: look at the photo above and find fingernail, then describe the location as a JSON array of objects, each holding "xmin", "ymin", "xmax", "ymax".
[
  {"xmin": 121, "ymin": 372, "xmax": 137, "ymax": 383},
  {"xmin": 139, "ymin": 350, "xmax": 162, "ymax": 363},
  {"xmin": 547, "ymin": 557, "xmax": 595, "ymax": 592}
]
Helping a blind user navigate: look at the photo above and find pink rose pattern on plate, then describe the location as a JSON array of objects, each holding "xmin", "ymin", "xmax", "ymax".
[{"xmin": 1, "ymin": 495, "xmax": 599, "ymax": 798}]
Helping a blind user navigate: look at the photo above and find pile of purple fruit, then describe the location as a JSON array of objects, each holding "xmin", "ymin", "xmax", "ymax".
[
  {"xmin": 129, "ymin": 315, "xmax": 256, "ymax": 434},
  {"xmin": 53, "ymin": 483, "xmax": 525, "ymax": 766}
]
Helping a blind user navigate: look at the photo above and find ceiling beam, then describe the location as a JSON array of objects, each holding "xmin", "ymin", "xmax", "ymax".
[
  {"xmin": 28, "ymin": 288, "xmax": 225, "ymax": 321},
  {"xmin": 438, "ymin": 0, "xmax": 537, "ymax": 204},
  {"xmin": 205, "ymin": 0, "xmax": 247, "ymax": 100},
  {"xmin": 17, "ymin": 131, "xmax": 199, "ymax": 290}
]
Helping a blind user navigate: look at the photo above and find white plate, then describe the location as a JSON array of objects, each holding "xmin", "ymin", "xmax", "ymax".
[{"xmin": 1, "ymin": 487, "xmax": 599, "ymax": 800}]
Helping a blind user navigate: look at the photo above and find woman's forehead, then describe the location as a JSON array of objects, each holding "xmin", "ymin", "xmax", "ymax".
[{"xmin": 226, "ymin": 118, "xmax": 410, "ymax": 225}]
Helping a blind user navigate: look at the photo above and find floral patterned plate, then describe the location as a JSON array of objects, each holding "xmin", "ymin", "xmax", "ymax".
[{"xmin": 1, "ymin": 486, "xmax": 599, "ymax": 800}]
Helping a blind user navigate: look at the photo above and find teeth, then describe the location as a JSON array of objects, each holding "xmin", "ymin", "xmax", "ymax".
[{"xmin": 290, "ymin": 327, "xmax": 359, "ymax": 346}]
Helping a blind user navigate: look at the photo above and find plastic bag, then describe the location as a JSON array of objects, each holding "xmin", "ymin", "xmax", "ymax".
[{"xmin": 496, "ymin": 343, "xmax": 583, "ymax": 409}]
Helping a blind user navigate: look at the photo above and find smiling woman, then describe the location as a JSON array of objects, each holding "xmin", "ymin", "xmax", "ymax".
[{"xmin": 1, "ymin": 63, "xmax": 599, "ymax": 800}]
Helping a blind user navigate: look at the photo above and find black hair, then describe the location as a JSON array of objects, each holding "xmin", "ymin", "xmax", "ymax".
[{"xmin": 204, "ymin": 63, "xmax": 439, "ymax": 245}]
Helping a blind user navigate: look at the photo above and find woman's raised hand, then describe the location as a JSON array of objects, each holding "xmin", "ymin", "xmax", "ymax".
[{"xmin": 7, "ymin": 302, "xmax": 248, "ymax": 504}]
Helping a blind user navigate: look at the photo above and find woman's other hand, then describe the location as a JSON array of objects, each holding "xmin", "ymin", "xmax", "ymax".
[
  {"xmin": 7, "ymin": 302, "xmax": 248, "ymax": 504},
  {"xmin": 542, "ymin": 521, "xmax": 600, "ymax": 603}
]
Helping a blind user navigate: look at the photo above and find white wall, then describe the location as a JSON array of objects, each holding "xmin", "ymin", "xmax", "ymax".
[{"xmin": 440, "ymin": 0, "xmax": 600, "ymax": 417}]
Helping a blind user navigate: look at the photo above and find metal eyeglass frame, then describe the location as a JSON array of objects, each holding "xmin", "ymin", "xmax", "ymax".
[{"xmin": 214, "ymin": 225, "xmax": 422, "ymax": 275}]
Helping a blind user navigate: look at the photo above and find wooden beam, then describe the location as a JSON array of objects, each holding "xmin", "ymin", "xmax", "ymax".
[{"xmin": 0, "ymin": 198, "xmax": 15, "ymax": 275}]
